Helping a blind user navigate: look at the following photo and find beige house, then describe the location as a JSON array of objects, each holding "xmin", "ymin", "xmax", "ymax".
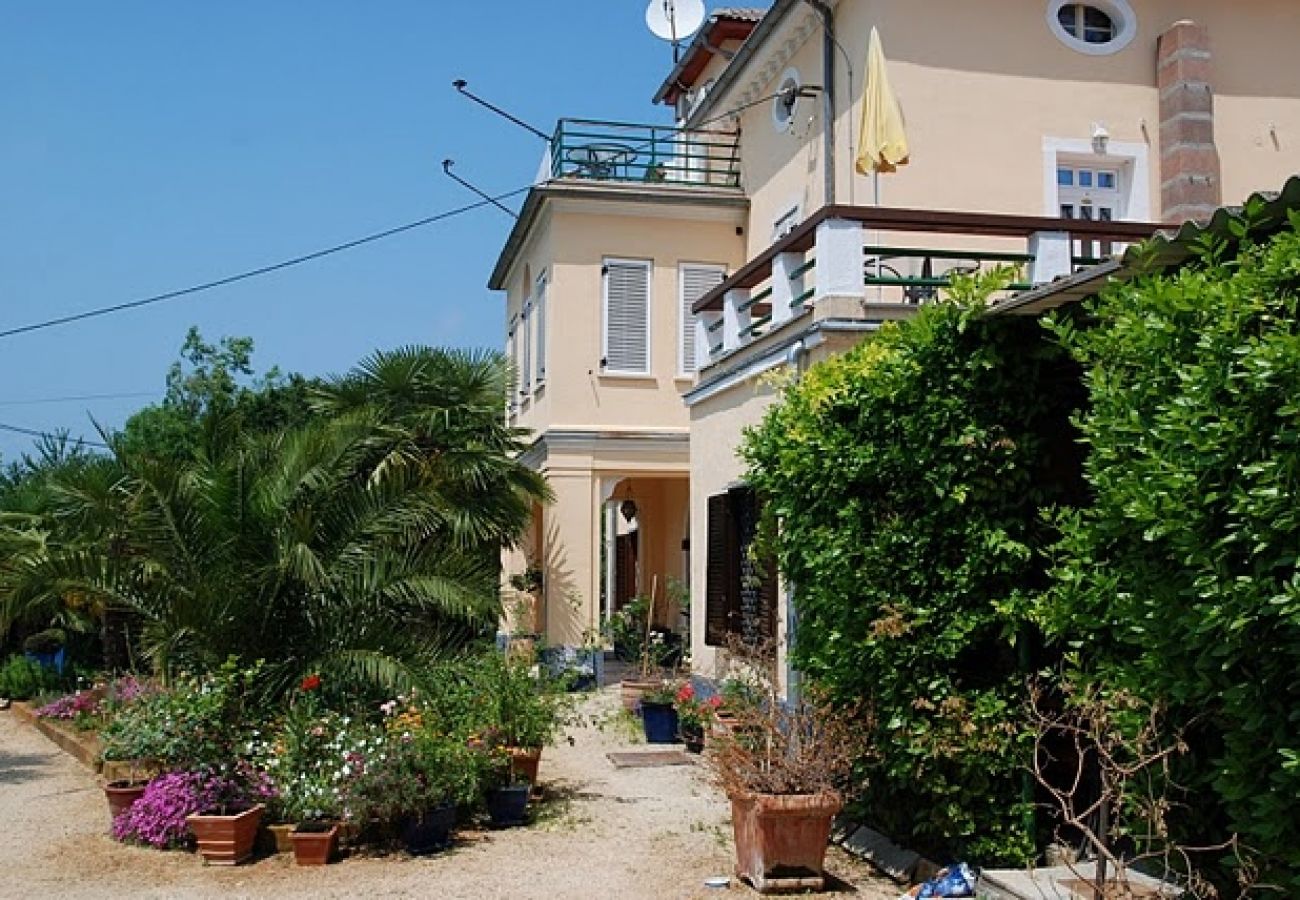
[{"xmin": 488, "ymin": 1, "xmax": 1300, "ymax": 672}]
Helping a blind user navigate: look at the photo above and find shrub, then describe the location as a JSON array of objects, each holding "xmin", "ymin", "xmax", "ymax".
[
  {"xmin": 101, "ymin": 659, "xmax": 261, "ymax": 770},
  {"xmin": 1045, "ymin": 219, "xmax": 1300, "ymax": 888},
  {"xmin": 22, "ymin": 628, "xmax": 66, "ymax": 655},
  {"xmin": 741, "ymin": 276, "xmax": 1079, "ymax": 864},
  {"xmin": 343, "ymin": 727, "xmax": 482, "ymax": 822},
  {"xmin": 0, "ymin": 653, "xmax": 60, "ymax": 700}
]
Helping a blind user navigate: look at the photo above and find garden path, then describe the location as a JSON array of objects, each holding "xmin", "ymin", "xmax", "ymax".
[{"xmin": 0, "ymin": 688, "xmax": 897, "ymax": 899}]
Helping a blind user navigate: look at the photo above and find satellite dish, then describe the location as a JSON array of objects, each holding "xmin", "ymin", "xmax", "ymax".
[{"xmin": 646, "ymin": 0, "xmax": 706, "ymax": 44}]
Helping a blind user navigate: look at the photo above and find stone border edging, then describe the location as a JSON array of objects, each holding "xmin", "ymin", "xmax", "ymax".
[
  {"xmin": 831, "ymin": 816, "xmax": 941, "ymax": 885},
  {"xmin": 9, "ymin": 702, "xmax": 103, "ymax": 772}
]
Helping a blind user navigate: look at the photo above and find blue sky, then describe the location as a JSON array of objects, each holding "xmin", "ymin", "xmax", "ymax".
[{"xmin": 0, "ymin": 1, "xmax": 746, "ymax": 461}]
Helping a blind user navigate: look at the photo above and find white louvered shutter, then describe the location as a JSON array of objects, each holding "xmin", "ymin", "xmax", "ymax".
[
  {"xmin": 506, "ymin": 322, "xmax": 518, "ymax": 409},
  {"xmin": 521, "ymin": 300, "xmax": 532, "ymax": 396},
  {"xmin": 603, "ymin": 259, "xmax": 651, "ymax": 373},
  {"xmin": 680, "ymin": 264, "xmax": 726, "ymax": 374},
  {"xmin": 534, "ymin": 274, "xmax": 547, "ymax": 384}
]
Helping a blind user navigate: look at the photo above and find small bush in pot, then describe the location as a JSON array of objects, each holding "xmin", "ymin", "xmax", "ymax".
[
  {"xmin": 674, "ymin": 682, "xmax": 721, "ymax": 753},
  {"xmin": 639, "ymin": 680, "xmax": 681, "ymax": 744},
  {"xmin": 702, "ymin": 645, "xmax": 870, "ymax": 894}
]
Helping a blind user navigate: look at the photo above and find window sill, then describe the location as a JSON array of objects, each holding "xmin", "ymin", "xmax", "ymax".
[{"xmin": 597, "ymin": 371, "xmax": 657, "ymax": 383}]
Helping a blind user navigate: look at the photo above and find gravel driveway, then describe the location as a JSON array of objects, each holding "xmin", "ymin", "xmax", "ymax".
[{"xmin": 0, "ymin": 689, "xmax": 897, "ymax": 899}]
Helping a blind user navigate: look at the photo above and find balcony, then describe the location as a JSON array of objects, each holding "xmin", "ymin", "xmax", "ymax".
[
  {"xmin": 692, "ymin": 205, "xmax": 1161, "ymax": 369},
  {"xmin": 548, "ymin": 119, "xmax": 741, "ymax": 189}
]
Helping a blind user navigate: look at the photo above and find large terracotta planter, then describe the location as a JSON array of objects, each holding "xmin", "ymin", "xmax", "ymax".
[
  {"xmin": 103, "ymin": 780, "xmax": 148, "ymax": 820},
  {"xmin": 290, "ymin": 822, "xmax": 339, "ymax": 866},
  {"xmin": 187, "ymin": 804, "xmax": 264, "ymax": 866},
  {"xmin": 620, "ymin": 678, "xmax": 660, "ymax": 713},
  {"xmin": 508, "ymin": 746, "xmax": 542, "ymax": 784},
  {"xmin": 730, "ymin": 791, "xmax": 843, "ymax": 894}
]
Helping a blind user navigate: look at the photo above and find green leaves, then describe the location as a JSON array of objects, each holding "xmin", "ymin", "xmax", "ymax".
[
  {"xmin": 742, "ymin": 278, "xmax": 1073, "ymax": 864},
  {"xmin": 1050, "ymin": 222, "xmax": 1300, "ymax": 888}
]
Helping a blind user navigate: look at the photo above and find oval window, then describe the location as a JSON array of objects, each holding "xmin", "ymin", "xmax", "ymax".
[{"xmin": 1047, "ymin": 1, "xmax": 1135, "ymax": 55}]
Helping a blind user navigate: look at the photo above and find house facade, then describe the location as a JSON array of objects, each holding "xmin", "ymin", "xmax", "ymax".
[{"xmin": 488, "ymin": 1, "xmax": 1300, "ymax": 670}]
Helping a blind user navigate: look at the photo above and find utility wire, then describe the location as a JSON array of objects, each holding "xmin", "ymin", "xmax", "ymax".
[
  {"xmin": 0, "ymin": 420, "xmax": 111, "ymax": 449},
  {"xmin": 0, "ymin": 391, "xmax": 156, "ymax": 407},
  {"xmin": 0, "ymin": 186, "xmax": 533, "ymax": 342}
]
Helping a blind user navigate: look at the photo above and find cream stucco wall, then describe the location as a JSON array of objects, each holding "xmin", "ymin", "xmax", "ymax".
[{"xmin": 709, "ymin": 0, "xmax": 1300, "ymax": 253}]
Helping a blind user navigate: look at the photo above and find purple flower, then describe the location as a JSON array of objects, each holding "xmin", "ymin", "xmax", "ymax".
[{"xmin": 36, "ymin": 691, "xmax": 101, "ymax": 720}]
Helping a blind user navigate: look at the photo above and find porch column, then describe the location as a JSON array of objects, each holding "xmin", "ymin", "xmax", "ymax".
[
  {"xmin": 814, "ymin": 218, "xmax": 868, "ymax": 303},
  {"xmin": 770, "ymin": 251, "xmax": 805, "ymax": 325},
  {"xmin": 603, "ymin": 501, "xmax": 617, "ymax": 628},
  {"xmin": 1029, "ymin": 230, "xmax": 1073, "ymax": 284},
  {"xmin": 721, "ymin": 287, "xmax": 751, "ymax": 352}
]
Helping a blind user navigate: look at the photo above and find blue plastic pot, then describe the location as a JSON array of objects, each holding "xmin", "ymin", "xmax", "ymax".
[
  {"xmin": 641, "ymin": 701, "xmax": 680, "ymax": 744},
  {"xmin": 486, "ymin": 785, "xmax": 530, "ymax": 828}
]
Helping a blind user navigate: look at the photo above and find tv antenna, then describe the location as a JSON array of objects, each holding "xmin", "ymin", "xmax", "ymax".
[{"xmin": 645, "ymin": 0, "xmax": 706, "ymax": 63}]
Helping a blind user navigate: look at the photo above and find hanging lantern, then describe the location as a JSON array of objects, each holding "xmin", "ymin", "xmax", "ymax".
[{"xmin": 620, "ymin": 499, "xmax": 638, "ymax": 523}]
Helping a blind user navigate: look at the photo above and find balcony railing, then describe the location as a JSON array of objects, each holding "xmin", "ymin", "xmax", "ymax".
[
  {"xmin": 549, "ymin": 119, "xmax": 741, "ymax": 188},
  {"xmin": 693, "ymin": 206, "xmax": 1161, "ymax": 366}
]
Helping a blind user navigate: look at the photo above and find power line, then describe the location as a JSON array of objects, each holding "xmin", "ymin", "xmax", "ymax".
[
  {"xmin": 0, "ymin": 186, "xmax": 533, "ymax": 342},
  {"xmin": 0, "ymin": 420, "xmax": 111, "ymax": 450},
  {"xmin": 0, "ymin": 391, "xmax": 157, "ymax": 407}
]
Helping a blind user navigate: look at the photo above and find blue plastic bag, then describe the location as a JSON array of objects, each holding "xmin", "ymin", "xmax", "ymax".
[{"xmin": 916, "ymin": 863, "xmax": 977, "ymax": 899}]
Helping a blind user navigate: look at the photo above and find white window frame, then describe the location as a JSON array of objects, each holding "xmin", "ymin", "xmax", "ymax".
[
  {"xmin": 601, "ymin": 257, "xmax": 653, "ymax": 377},
  {"xmin": 533, "ymin": 271, "xmax": 548, "ymax": 387},
  {"xmin": 1042, "ymin": 137, "xmax": 1150, "ymax": 223},
  {"xmin": 678, "ymin": 263, "xmax": 727, "ymax": 377},
  {"xmin": 1046, "ymin": 0, "xmax": 1137, "ymax": 56},
  {"xmin": 506, "ymin": 319, "xmax": 519, "ymax": 411}
]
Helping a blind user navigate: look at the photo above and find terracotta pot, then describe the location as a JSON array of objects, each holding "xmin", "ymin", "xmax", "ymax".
[
  {"xmin": 187, "ymin": 804, "xmax": 264, "ymax": 866},
  {"xmin": 620, "ymin": 678, "xmax": 660, "ymax": 713},
  {"xmin": 103, "ymin": 780, "xmax": 148, "ymax": 820},
  {"xmin": 508, "ymin": 746, "xmax": 542, "ymax": 784},
  {"xmin": 290, "ymin": 822, "xmax": 339, "ymax": 866},
  {"xmin": 260, "ymin": 822, "xmax": 296, "ymax": 854},
  {"xmin": 729, "ymin": 791, "xmax": 843, "ymax": 894}
]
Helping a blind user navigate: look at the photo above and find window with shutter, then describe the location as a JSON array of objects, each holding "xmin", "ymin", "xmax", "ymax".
[
  {"xmin": 705, "ymin": 486, "xmax": 778, "ymax": 648},
  {"xmin": 520, "ymin": 300, "xmax": 532, "ymax": 397},
  {"xmin": 602, "ymin": 258, "xmax": 651, "ymax": 374},
  {"xmin": 705, "ymin": 493, "xmax": 738, "ymax": 647},
  {"xmin": 507, "ymin": 321, "xmax": 520, "ymax": 405},
  {"xmin": 680, "ymin": 264, "xmax": 726, "ymax": 375},
  {"xmin": 534, "ymin": 272, "xmax": 547, "ymax": 385}
]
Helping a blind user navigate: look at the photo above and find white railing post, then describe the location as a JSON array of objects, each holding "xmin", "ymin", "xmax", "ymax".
[
  {"xmin": 814, "ymin": 218, "xmax": 868, "ymax": 302},
  {"xmin": 770, "ymin": 252, "xmax": 804, "ymax": 326},
  {"xmin": 695, "ymin": 313, "xmax": 720, "ymax": 367},
  {"xmin": 721, "ymin": 288, "xmax": 751, "ymax": 352},
  {"xmin": 1029, "ymin": 230, "xmax": 1073, "ymax": 284}
]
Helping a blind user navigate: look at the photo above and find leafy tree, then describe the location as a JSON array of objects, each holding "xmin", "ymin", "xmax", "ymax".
[
  {"xmin": 741, "ymin": 273, "xmax": 1081, "ymax": 864},
  {"xmin": 3, "ymin": 347, "xmax": 548, "ymax": 699},
  {"xmin": 1045, "ymin": 219, "xmax": 1300, "ymax": 889},
  {"xmin": 116, "ymin": 327, "xmax": 321, "ymax": 461}
]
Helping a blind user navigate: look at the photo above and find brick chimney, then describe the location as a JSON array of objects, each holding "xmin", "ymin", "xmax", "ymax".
[{"xmin": 1157, "ymin": 21, "xmax": 1221, "ymax": 224}]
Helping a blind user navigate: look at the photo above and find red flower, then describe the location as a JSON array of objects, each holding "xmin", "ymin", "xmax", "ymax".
[
  {"xmin": 707, "ymin": 696, "xmax": 722, "ymax": 709},
  {"xmin": 676, "ymin": 684, "xmax": 694, "ymax": 703},
  {"xmin": 300, "ymin": 674, "xmax": 322, "ymax": 692}
]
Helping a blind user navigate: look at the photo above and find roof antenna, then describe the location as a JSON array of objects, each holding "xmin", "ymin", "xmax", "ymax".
[
  {"xmin": 646, "ymin": 0, "xmax": 706, "ymax": 64},
  {"xmin": 452, "ymin": 80, "xmax": 551, "ymax": 142},
  {"xmin": 442, "ymin": 159, "xmax": 519, "ymax": 220}
]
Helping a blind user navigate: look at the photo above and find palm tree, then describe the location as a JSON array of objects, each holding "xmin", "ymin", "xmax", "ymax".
[{"xmin": 1, "ymin": 347, "xmax": 548, "ymax": 698}]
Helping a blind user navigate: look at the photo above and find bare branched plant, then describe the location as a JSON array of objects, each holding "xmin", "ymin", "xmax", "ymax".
[
  {"xmin": 1028, "ymin": 680, "xmax": 1263, "ymax": 900},
  {"xmin": 704, "ymin": 637, "xmax": 873, "ymax": 798}
]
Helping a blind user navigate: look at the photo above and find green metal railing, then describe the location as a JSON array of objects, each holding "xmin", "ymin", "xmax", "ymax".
[
  {"xmin": 864, "ymin": 246, "xmax": 1036, "ymax": 296},
  {"xmin": 551, "ymin": 119, "xmax": 741, "ymax": 187}
]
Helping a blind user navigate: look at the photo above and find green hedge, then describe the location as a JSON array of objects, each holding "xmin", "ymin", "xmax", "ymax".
[
  {"xmin": 1045, "ymin": 222, "xmax": 1300, "ymax": 888},
  {"xmin": 741, "ymin": 276, "xmax": 1079, "ymax": 864}
]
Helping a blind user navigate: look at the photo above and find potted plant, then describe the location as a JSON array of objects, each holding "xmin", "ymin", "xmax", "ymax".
[
  {"xmin": 346, "ymin": 726, "xmax": 480, "ymax": 856},
  {"xmin": 481, "ymin": 747, "xmax": 530, "ymax": 829},
  {"xmin": 673, "ymin": 681, "xmax": 722, "ymax": 753},
  {"xmin": 185, "ymin": 767, "xmax": 276, "ymax": 865},
  {"xmin": 702, "ymin": 648, "xmax": 867, "ymax": 894},
  {"xmin": 640, "ymin": 680, "xmax": 681, "ymax": 744},
  {"xmin": 612, "ymin": 582, "xmax": 682, "ymax": 712},
  {"xmin": 468, "ymin": 655, "xmax": 571, "ymax": 786}
]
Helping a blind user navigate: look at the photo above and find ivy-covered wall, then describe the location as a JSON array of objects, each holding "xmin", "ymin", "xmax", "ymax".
[
  {"xmin": 741, "ymin": 277, "xmax": 1081, "ymax": 864},
  {"xmin": 1044, "ymin": 222, "xmax": 1300, "ymax": 888}
]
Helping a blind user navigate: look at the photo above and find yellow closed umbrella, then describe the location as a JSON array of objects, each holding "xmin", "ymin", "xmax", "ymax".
[{"xmin": 856, "ymin": 27, "xmax": 909, "ymax": 175}]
